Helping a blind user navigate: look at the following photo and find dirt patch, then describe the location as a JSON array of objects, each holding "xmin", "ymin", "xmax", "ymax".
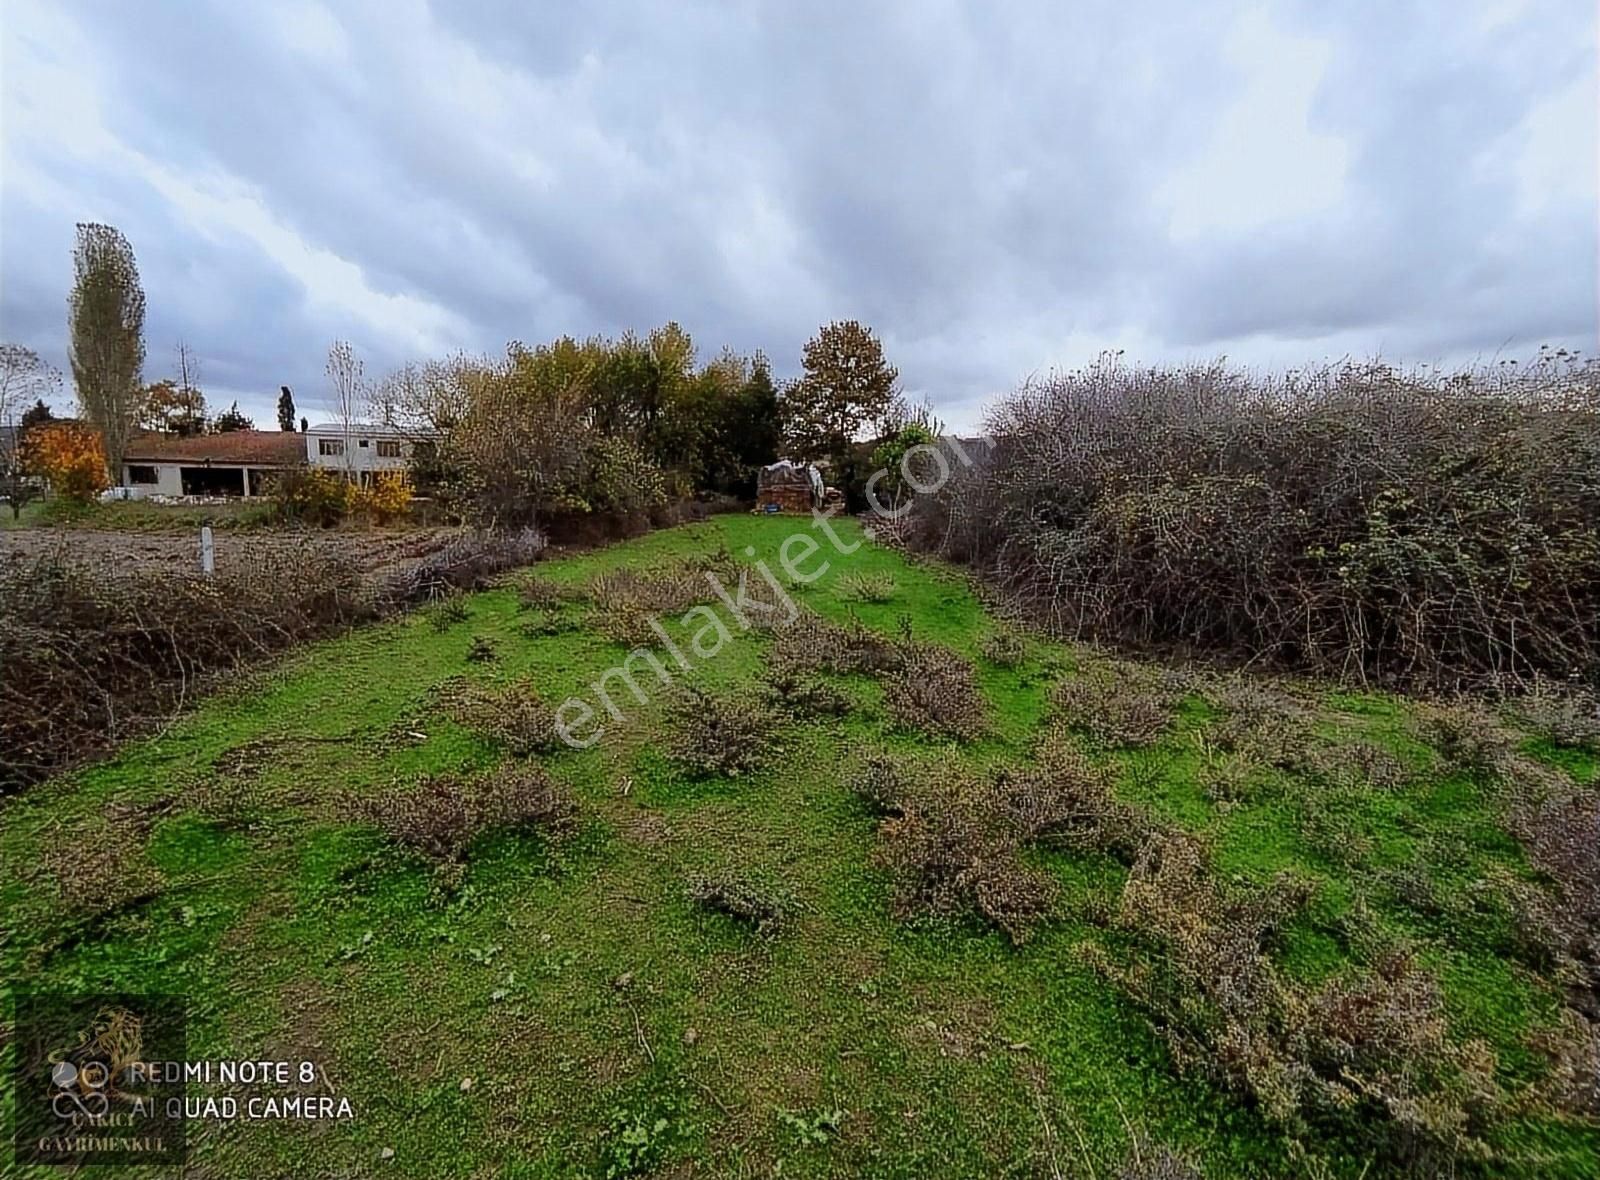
[{"xmin": 0, "ymin": 526, "xmax": 464, "ymax": 579}]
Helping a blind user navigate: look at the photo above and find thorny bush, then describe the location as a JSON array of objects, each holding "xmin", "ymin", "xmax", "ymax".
[
  {"xmin": 902, "ymin": 353, "xmax": 1600, "ymax": 689},
  {"xmin": 662, "ymin": 685, "xmax": 775, "ymax": 777}
]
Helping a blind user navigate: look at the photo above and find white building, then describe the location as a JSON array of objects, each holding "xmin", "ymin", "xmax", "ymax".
[
  {"xmin": 122, "ymin": 430, "xmax": 306, "ymax": 497},
  {"xmin": 304, "ymin": 422, "xmax": 427, "ymax": 483}
]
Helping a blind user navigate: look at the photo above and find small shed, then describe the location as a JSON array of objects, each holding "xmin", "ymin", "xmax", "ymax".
[{"xmin": 756, "ymin": 460, "xmax": 823, "ymax": 514}]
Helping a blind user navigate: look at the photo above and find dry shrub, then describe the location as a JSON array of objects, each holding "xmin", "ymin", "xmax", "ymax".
[
  {"xmin": 1084, "ymin": 831, "xmax": 1507, "ymax": 1163},
  {"xmin": 662, "ymin": 686, "xmax": 774, "ymax": 777},
  {"xmin": 1501, "ymin": 766, "xmax": 1600, "ymax": 1012},
  {"xmin": 589, "ymin": 602, "xmax": 664, "ymax": 648},
  {"xmin": 40, "ymin": 816, "xmax": 164, "ymax": 916},
  {"xmin": 357, "ymin": 763, "xmax": 572, "ymax": 864},
  {"xmin": 837, "ymin": 571, "xmax": 897, "ymax": 604},
  {"xmin": 1117, "ymin": 1138, "xmax": 1202, "ymax": 1180},
  {"xmin": 517, "ymin": 574, "xmax": 580, "ymax": 611},
  {"xmin": 686, "ymin": 872, "xmax": 794, "ymax": 935},
  {"xmin": 771, "ymin": 609, "xmax": 903, "ymax": 677},
  {"xmin": 586, "ymin": 560, "xmax": 730, "ymax": 616},
  {"xmin": 1528, "ymin": 1009, "xmax": 1600, "ymax": 1117},
  {"xmin": 877, "ymin": 775, "xmax": 1057, "ymax": 944},
  {"xmin": 848, "ymin": 751, "xmax": 913, "ymax": 817},
  {"xmin": 0, "ymin": 545, "xmax": 369, "ymax": 793},
  {"xmin": 427, "ymin": 590, "xmax": 469, "ymax": 631},
  {"xmin": 979, "ymin": 628, "xmax": 1027, "ymax": 668},
  {"xmin": 1299, "ymin": 740, "xmax": 1414, "ymax": 792},
  {"xmin": 1052, "ymin": 661, "xmax": 1172, "ymax": 748},
  {"xmin": 904, "ymin": 354, "xmax": 1600, "ymax": 689},
  {"xmin": 1415, "ymin": 701, "xmax": 1520, "ymax": 773},
  {"xmin": 863, "ymin": 731, "xmax": 1145, "ymax": 942},
  {"xmin": 761, "ymin": 664, "xmax": 852, "ymax": 719},
  {"xmin": 882, "ymin": 643, "xmax": 987, "ymax": 740},
  {"xmin": 437, "ymin": 676, "xmax": 560, "ymax": 755},
  {"xmin": 375, "ymin": 527, "xmax": 546, "ymax": 609},
  {"xmin": 1014, "ymin": 725, "xmax": 1150, "ymax": 859},
  {"xmin": 872, "ymin": 756, "xmax": 1101, "ymax": 943},
  {"xmin": 1505, "ymin": 680, "xmax": 1600, "ymax": 751}
]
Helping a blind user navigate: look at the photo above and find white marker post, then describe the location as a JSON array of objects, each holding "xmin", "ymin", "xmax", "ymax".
[{"xmin": 200, "ymin": 525, "xmax": 215, "ymax": 576}]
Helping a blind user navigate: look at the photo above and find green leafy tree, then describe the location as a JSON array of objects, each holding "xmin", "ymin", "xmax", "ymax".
[
  {"xmin": 20, "ymin": 398, "xmax": 55, "ymax": 435},
  {"xmin": 780, "ymin": 320, "xmax": 898, "ymax": 462},
  {"xmin": 277, "ymin": 385, "xmax": 296, "ymax": 432},
  {"xmin": 69, "ymin": 223, "xmax": 147, "ymax": 480},
  {"xmin": 140, "ymin": 378, "xmax": 208, "ymax": 435},
  {"xmin": 213, "ymin": 401, "xmax": 254, "ymax": 432}
]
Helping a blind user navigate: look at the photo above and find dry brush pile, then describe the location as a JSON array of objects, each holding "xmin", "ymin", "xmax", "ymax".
[
  {"xmin": 905, "ymin": 354, "xmax": 1600, "ymax": 690},
  {"xmin": 1, "ymin": 530, "xmax": 548, "ymax": 792}
]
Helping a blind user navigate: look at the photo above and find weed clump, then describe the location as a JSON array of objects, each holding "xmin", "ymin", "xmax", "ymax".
[
  {"xmin": 877, "ymin": 772, "xmax": 1057, "ymax": 943},
  {"xmin": 1117, "ymin": 1138, "xmax": 1202, "ymax": 1180},
  {"xmin": 1083, "ymin": 831, "xmax": 1508, "ymax": 1164},
  {"xmin": 427, "ymin": 591, "xmax": 469, "ymax": 631},
  {"xmin": 41, "ymin": 815, "xmax": 165, "ymax": 916},
  {"xmin": 1504, "ymin": 774, "xmax": 1600, "ymax": 1011},
  {"xmin": 837, "ymin": 571, "xmax": 897, "ymax": 603},
  {"xmin": 437, "ymin": 676, "xmax": 561, "ymax": 755},
  {"xmin": 1505, "ymin": 680, "xmax": 1600, "ymax": 751},
  {"xmin": 662, "ymin": 686, "xmax": 774, "ymax": 777},
  {"xmin": 882, "ymin": 643, "xmax": 987, "ymax": 740},
  {"xmin": 686, "ymin": 871, "xmax": 794, "ymax": 935},
  {"xmin": 871, "ymin": 760, "xmax": 1062, "ymax": 943},
  {"xmin": 1052, "ymin": 661, "xmax": 1172, "ymax": 748},
  {"xmin": 517, "ymin": 574, "xmax": 580, "ymax": 612},
  {"xmin": 466, "ymin": 635, "xmax": 498, "ymax": 663},
  {"xmin": 848, "ymin": 751, "xmax": 913, "ymax": 817},
  {"xmin": 357, "ymin": 764, "xmax": 573, "ymax": 865},
  {"xmin": 771, "ymin": 609, "xmax": 902, "ymax": 677},
  {"xmin": 1016, "ymin": 726, "xmax": 1151, "ymax": 859},
  {"xmin": 979, "ymin": 627, "xmax": 1027, "ymax": 668},
  {"xmin": 761, "ymin": 664, "xmax": 852, "ymax": 719}
]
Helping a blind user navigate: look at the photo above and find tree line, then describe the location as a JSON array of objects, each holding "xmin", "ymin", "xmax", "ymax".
[{"xmin": 0, "ymin": 221, "xmax": 922, "ymax": 523}]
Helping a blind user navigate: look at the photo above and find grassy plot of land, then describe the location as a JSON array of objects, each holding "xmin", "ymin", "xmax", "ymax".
[{"xmin": 2, "ymin": 515, "xmax": 1596, "ymax": 1178}]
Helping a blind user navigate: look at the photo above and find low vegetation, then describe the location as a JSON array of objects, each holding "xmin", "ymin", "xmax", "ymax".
[{"xmin": 3, "ymin": 515, "xmax": 1597, "ymax": 1178}]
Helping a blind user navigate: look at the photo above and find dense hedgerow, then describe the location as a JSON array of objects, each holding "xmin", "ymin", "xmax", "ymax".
[
  {"xmin": 0, "ymin": 529, "xmax": 548, "ymax": 793},
  {"xmin": 905, "ymin": 353, "xmax": 1600, "ymax": 689},
  {"xmin": 0, "ymin": 546, "xmax": 369, "ymax": 793}
]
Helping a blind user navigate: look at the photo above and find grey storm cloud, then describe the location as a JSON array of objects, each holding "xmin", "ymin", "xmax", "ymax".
[{"xmin": 1, "ymin": 0, "xmax": 1594, "ymax": 432}]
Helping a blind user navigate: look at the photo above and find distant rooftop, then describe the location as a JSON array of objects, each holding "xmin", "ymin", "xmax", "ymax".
[
  {"xmin": 304, "ymin": 422, "xmax": 416, "ymax": 435},
  {"xmin": 124, "ymin": 430, "xmax": 305, "ymax": 465}
]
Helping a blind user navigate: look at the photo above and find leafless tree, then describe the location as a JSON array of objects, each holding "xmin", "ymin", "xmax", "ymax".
[
  {"xmin": 0, "ymin": 345, "xmax": 61, "ymax": 517},
  {"xmin": 326, "ymin": 339, "xmax": 365, "ymax": 479}
]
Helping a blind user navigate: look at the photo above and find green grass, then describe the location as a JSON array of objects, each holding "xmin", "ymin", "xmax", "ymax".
[{"xmin": 2, "ymin": 514, "xmax": 1596, "ymax": 1178}]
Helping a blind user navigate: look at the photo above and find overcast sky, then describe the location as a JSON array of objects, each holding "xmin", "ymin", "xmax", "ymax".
[{"xmin": 2, "ymin": 0, "xmax": 1595, "ymax": 433}]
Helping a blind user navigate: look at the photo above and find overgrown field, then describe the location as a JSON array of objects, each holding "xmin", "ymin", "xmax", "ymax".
[{"xmin": 3, "ymin": 515, "xmax": 1597, "ymax": 1177}]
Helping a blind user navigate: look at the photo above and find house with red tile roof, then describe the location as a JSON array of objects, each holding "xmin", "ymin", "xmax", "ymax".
[{"xmin": 122, "ymin": 430, "xmax": 307, "ymax": 497}]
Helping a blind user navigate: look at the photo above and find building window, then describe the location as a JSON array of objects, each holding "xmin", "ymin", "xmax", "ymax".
[
  {"xmin": 376, "ymin": 439, "xmax": 403, "ymax": 458},
  {"xmin": 127, "ymin": 465, "xmax": 158, "ymax": 485},
  {"xmin": 318, "ymin": 438, "xmax": 344, "ymax": 456},
  {"xmin": 358, "ymin": 438, "xmax": 369, "ymax": 448}
]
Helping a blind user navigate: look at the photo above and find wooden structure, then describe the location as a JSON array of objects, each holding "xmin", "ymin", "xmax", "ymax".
[{"xmin": 756, "ymin": 460, "xmax": 823, "ymax": 514}]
